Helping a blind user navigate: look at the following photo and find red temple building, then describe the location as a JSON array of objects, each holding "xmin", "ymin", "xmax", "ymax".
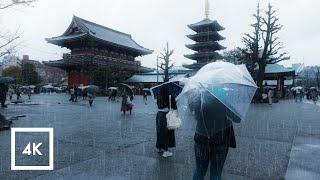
[{"xmin": 45, "ymin": 16, "xmax": 153, "ymax": 89}]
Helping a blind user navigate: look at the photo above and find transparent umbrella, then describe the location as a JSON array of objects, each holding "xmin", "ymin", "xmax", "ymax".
[{"xmin": 176, "ymin": 61, "xmax": 257, "ymax": 134}]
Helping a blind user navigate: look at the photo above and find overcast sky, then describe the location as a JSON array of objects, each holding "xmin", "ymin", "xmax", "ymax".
[{"xmin": 0, "ymin": 0, "xmax": 319, "ymax": 68}]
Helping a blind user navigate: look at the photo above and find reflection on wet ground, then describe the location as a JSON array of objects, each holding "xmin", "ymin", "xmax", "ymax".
[{"xmin": 0, "ymin": 94, "xmax": 319, "ymax": 179}]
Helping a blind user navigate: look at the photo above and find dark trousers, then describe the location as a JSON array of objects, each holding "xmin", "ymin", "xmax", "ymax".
[
  {"xmin": 0, "ymin": 94, "xmax": 6, "ymax": 107},
  {"xmin": 193, "ymin": 141, "xmax": 229, "ymax": 180},
  {"xmin": 156, "ymin": 111, "xmax": 175, "ymax": 151}
]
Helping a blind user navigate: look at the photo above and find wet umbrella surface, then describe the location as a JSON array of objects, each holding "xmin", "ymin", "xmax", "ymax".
[{"xmin": 177, "ymin": 61, "xmax": 257, "ymax": 133}]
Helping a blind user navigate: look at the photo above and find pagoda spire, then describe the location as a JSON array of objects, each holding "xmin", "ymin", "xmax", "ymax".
[
  {"xmin": 205, "ymin": 0, "xmax": 210, "ymax": 19},
  {"xmin": 184, "ymin": 0, "xmax": 226, "ymax": 70}
]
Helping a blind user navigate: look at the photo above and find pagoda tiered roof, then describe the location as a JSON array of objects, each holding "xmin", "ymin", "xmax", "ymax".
[
  {"xmin": 184, "ymin": 17, "xmax": 226, "ymax": 70},
  {"xmin": 186, "ymin": 41, "xmax": 226, "ymax": 51},
  {"xmin": 46, "ymin": 16, "xmax": 153, "ymax": 56},
  {"xmin": 187, "ymin": 31, "xmax": 225, "ymax": 42},
  {"xmin": 188, "ymin": 19, "xmax": 225, "ymax": 32},
  {"xmin": 184, "ymin": 51, "xmax": 221, "ymax": 60}
]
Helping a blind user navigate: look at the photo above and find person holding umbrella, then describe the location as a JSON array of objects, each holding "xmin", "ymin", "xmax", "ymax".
[
  {"xmin": 0, "ymin": 76, "xmax": 13, "ymax": 108},
  {"xmin": 121, "ymin": 91, "xmax": 133, "ymax": 115},
  {"xmin": 177, "ymin": 62, "xmax": 257, "ymax": 180},
  {"xmin": 87, "ymin": 85, "xmax": 98, "ymax": 107},
  {"xmin": 151, "ymin": 81, "xmax": 183, "ymax": 157},
  {"xmin": 0, "ymin": 83, "xmax": 8, "ymax": 108},
  {"xmin": 155, "ymin": 86, "xmax": 177, "ymax": 157}
]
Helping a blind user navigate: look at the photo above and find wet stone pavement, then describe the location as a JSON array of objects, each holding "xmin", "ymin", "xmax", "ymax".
[{"xmin": 0, "ymin": 94, "xmax": 320, "ymax": 180}]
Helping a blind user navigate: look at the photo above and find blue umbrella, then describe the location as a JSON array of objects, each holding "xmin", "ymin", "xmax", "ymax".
[
  {"xmin": 87, "ymin": 85, "xmax": 99, "ymax": 94},
  {"xmin": 0, "ymin": 76, "xmax": 14, "ymax": 84},
  {"xmin": 151, "ymin": 81, "xmax": 183, "ymax": 100}
]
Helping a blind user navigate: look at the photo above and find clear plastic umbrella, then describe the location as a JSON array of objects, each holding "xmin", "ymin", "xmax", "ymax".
[{"xmin": 176, "ymin": 61, "xmax": 257, "ymax": 135}]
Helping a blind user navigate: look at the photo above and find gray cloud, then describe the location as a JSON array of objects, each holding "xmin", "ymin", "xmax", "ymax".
[{"xmin": 0, "ymin": 0, "xmax": 319, "ymax": 67}]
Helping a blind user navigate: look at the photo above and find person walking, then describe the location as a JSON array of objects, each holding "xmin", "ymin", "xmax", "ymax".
[
  {"xmin": 16, "ymin": 87, "xmax": 21, "ymax": 100},
  {"xmin": 69, "ymin": 88, "xmax": 75, "ymax": 102},
  {"xmin": 8, "ymin": 87, "xmax": 14, "ymax": 101},
  {"xmin": 82, "ymin": 88, "xmax": 88, "ymax": 100},
  {"xmin": 27, "ymin": 87, "xmax": 32, "ymax": 100},
  {"xmin": 88, "ymin": 91, "xmax": 95, "ymax": 107},
  {"xmin": 121, "ymin": 93, "xmax": 133, "ymax": 115},
  {"xmin": 292, "ymin": 89, "xmax": 297, "ymax": 100},
  {"xmin": 143, "ymin": 91, "xmax": 148, "ymax": 105},
  {"xmin": 268, "ymin": 88, "xmax": 274, "ymax": 105},
  {"xmin": 0, "ymin": 83, "xmax": 8, "ymax": 108},
  {"xmin": 156, "ymin": 86, "xmax": 176, "ymax": 158},
  {"xmin": 73, "ymin": 85, "xmax": 78, "ymax": 102}
]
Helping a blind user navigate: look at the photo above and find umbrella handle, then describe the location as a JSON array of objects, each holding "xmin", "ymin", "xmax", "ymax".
[{"xmin": 169, "ymin": 95, "xmax": 171, "ymax": 110}]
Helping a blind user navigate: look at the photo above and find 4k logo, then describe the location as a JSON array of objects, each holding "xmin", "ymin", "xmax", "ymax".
[
  {"xmin": 22, "ymin": 142, "xmax": 43, "ymax": 156},
  {"xmin": 11, "ymin": 128, "xmax": 54, "ymax": 171}
]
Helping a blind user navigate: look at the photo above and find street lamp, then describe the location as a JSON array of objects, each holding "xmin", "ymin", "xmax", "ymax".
[{"xmin": 157, "ymin": 55, "xmax": 159, "ymax": 84}]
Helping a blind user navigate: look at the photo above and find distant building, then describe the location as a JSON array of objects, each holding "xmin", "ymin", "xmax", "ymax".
[
  {"xmin": 263, "ymin": 64, "xmax": 295, "ymax": 98},
  {"xmin": 21, "ymin": 55, "xmax": 67, "ymax": 84},
  {"xmin": 44, "ymin": 16, "xmax": 153, "ymax": 89},
  {"xmin": 292, "ymin": 63, "xmax": 304, "ymax": 75},
  {"xmin": 124, "ymin": 66, "xmax": 192, "ymax": 89},
  {"xmin": 2, "ymin": 55, "xmax": 21, "ymax": 69}
]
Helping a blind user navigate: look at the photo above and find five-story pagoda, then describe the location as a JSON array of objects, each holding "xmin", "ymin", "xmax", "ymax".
[{"xmin": 184, "ymin": 0, "xmax": 226, "ymax": 70}]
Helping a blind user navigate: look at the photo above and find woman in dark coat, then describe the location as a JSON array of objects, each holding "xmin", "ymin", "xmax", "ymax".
[
  {"xmin": 121, "ymin": 94, "xmax": 132, "ymax": 115},
  {"xmin": 156, "ymin": 86, "xmax": 176, "ymax": 158},
  {"xmin": 191, "ymin": 90, "xmax": 239, "ymax": 180}
]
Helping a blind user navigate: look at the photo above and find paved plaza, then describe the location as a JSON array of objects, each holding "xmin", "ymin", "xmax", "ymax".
[{"xmin": 0, "ymin": 94, "xmax": 320, "ymax": 180}]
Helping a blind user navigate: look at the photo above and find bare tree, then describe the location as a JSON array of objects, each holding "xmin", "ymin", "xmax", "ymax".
[
  {"xmin": 241, "ymin": 3, "xmax": 290, "ymax": 101},
  {"xmin": 316, "ymin": 67, "xmax": 320, "ymax": 89},
  {"xmin": 0, "ymin": 0, "xmax": 36, "ymax": 57},
  {"xmin": 0, "ymin": 0, "xmax": 36, "ymax": 123},
  {"xmin": 241, "ymin": 3, "xmax": 262, "ymax": 74},
  {"xmin": 158, "ymin": 42, "xmax": 174, "ymax": 82}
]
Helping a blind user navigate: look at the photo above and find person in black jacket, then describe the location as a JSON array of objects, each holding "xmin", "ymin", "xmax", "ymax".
[
  {"xmin": 156, "ymin": 86, "xmax": 176, "ymax": 158},
  {"xmin": 0, "ymin": 83, "xmax": 8, "ymax": 108},
  {"xmin": 191, "ymin": 90, "xmax": 239, "ymax": 180}
]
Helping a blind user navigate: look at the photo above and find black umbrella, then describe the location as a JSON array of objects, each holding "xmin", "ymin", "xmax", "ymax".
[
  {"xmin": 151, "ymin": 81, "xmax": 183, "ymax": 100},
  {"xmin": 119, "ymin": 83, "xmax": 134, "ymax": 97}
]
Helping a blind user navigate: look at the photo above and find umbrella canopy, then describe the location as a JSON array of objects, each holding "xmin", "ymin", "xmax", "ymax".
[
  {"xmin": 43, "ymin": 85, "xmax": 54, "ymax": 89},
  {"xmin": 87, "ymin": 85, "xmax": 99, "ymax": 94},
  {"xmin": 119, "ymin": 83, "xmax": 134, "ymax": 97},
  {"xmin": 78, "ymin": 85, "xmax": 89, "ymax": 90},
  {"xmin": 291, "ymin": 86, "xmax": 303, "ymax": 91},
  {"xmin": 176, "ymin": 61, "xmax": 257, "ymax": 133},
  {"xmin": 0, "ymin": 76, "xmax": 14, "ymax": 84},
  {"xmin": 151, "ymin": 81, "xmax": 183, "ymax": 100},
  {"xmin": 108, "ymin": 87, "xmax": 118, "ymax": 90}
]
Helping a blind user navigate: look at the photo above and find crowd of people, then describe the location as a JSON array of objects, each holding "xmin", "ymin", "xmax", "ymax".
[{"xmin": 0, "ymin": 84, "xmax": 30, "ymax": 108}]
